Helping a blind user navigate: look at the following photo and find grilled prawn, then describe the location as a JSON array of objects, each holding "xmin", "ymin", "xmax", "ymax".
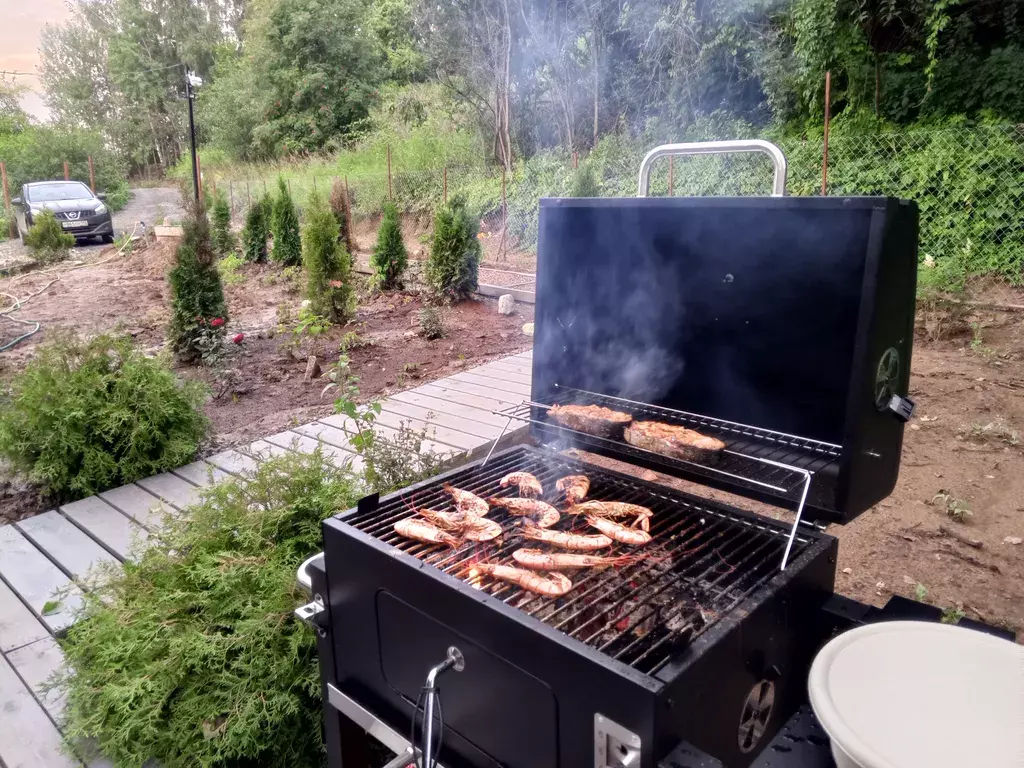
[
  {"xmin": 394, "ymin": 518, "xmax": 461, "ymax": 548},
  {"xmin": 472, "ymin": 563, "xmax": 573, "ymax": 597},
  {"xmin": 519, "ymin": 522, "xmax": 612, "ymax": 551},
  {"xmin": 585, "ymin": 515, "xmax": 652, "ymax": 546},
  {"xmin": 499, "ymin": 471, "xmax": 543, "ymax": 498},
  {"xmin": 488, "ymin": 496, "xmax": 560, "ymax": 528},
  {"xmin": 569, "ymin": 500, "xmax": 653, "ymax": 532},
  {"xmin": 512, "ymin": 548, "xmax": 642, "ymax": 571},
  {"xmin": 556, "ymin": 475, "xmax": 590, "ymax": 504},
  {"xmin": 442, "ymin": 484, "xmax": 489, "ymax": 518},
  {"xmin": 417, "ymin": 508, "xmax": 502, "ymax": 542}
]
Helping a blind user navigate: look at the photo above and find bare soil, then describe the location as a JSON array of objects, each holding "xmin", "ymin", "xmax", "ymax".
[{"xmin": 0, "ymin": 235, "xmax": 533, "ymax": 521}]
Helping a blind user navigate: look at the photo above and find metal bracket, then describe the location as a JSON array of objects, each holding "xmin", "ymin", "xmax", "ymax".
[
  {"xmin": 594, "ymin": 713, "xmax": 643, "ymax": 768},
  {"xmin": 295, "ymin": 594, "xmax": 328, "ymax": 637}
]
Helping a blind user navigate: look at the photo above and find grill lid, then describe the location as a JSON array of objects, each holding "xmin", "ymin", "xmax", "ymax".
[{"xmin": 525, "ymin": 143, "xmax": 918, "ymax": 526}]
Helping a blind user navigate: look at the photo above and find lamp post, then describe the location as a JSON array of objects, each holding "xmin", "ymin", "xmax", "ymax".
[{"xmin": 185, "ymin": 70, "xmax": 203, "ymax": 201}]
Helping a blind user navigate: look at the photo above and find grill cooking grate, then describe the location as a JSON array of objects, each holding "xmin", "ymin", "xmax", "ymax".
[{"xmin": 343, "ymin": 447, "xmax": 813, "ymax": 676}]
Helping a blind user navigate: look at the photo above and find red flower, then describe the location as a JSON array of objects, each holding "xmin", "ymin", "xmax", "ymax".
[
  {"xmin": 210, "ymin": 317, "xmax": 225, "ymax": 328},
  {"xmin": 328, "ymin": 279, "xmax": 343, "ymax": 288},
  {"xmin": 232, "ymin": 333, "xmax": 245, "ymax": 344}
]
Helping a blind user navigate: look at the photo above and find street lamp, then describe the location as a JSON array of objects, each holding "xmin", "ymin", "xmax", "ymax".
[{"xmin": 185, "ymin": 70, "xmax": 204, "ymax": 201}]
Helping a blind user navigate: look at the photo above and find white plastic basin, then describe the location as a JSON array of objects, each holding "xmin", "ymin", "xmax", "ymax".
[{"xmin": 808, "ymin": 621, "xmax": 1023, "ymax": 768}]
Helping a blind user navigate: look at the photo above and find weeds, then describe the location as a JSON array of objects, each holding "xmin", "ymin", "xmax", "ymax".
[
  {"xmin": 933, "ymin": 490, "xmax": 972, "ymax": 523},
  {"xmin": 217, "ymin": 252, "xmax": 247, "ymax": 286},
  {"xmin": 419, "ymin": 306, "xmax": 445, "ymax": 339},
  {"xmin": 24, "ymin": 209, "xmax": 75, "ymax": 264},
  {"xmin": 914, "ymin": 583, "xmax": 928, "ymax": 602},
  {"xmin": 959, "ymin": 417, "xmax": 1020, "ymax": 447},
  {"xmin": 941, "ymin": 605, "xmax": 965, "ymax": 624}
]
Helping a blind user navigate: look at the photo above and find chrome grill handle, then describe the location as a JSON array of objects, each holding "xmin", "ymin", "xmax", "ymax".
[{"xmin": 636, "ymin": 140, "xmax": 788, "ymax": 197}]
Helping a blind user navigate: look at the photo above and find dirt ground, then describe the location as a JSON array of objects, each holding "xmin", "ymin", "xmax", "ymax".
[
  {"xmin": 1, "ymin": 236, "xmax": 1021, "ymax": 638},
  {"xmin": 0, "ymin": 235, "xmax": 533, "ymax": 520}
]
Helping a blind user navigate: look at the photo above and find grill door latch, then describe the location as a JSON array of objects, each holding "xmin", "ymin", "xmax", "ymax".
[
  {"xmin": 594, "ymin": 714, "xmax": 643, "ymax": 768},
  {"xmin": 884, "ymin": 394, "xmax": 916, "ymax": 423}
]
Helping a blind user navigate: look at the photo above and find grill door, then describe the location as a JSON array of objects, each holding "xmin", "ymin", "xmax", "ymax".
[{"xmin": 377, "ymin": 591, "xmax": 559, "ymax": 768}]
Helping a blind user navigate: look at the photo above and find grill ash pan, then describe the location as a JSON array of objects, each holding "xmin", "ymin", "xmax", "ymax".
[{"xmin": 322, "ymin": 446, "xmax": 837, "ymax": 768}]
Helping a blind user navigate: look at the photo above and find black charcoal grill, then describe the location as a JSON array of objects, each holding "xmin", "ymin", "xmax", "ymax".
[{"xmin": 298, "ymin": 141, "xmax": 929, "ymax": 768}]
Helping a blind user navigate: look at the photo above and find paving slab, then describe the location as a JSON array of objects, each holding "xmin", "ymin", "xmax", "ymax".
[
  {"xmin": 99, "ymin": 484, "xmax": 171, "ymax": 531},
  {"xmin": 60, "ymin": 497, "xmax": 148, "ymax": 561},
  {"xmin": 0, "ymin": 579, "xmax": 49, "ymax": 653},
  {"xmin": 171, "ymin": 460, "xmax": 229, "ymax": 487},
  {"xmin": 7, "ymin": 636, "xmax": 68, "ymax": 720},
  {"xmin": 0, "ymin": 525, "xmax": 83, "ymax": 633},
  {"xmin": 0, "ymin": 654, "xmax": 81, "ymax": 768},
  {"xmin": 16, "ymin": 511, "xmax": 119, "ymax": 581},
  {"xmin": 136, "ymin": 472, "xmax": 203, "ymax": 510}
]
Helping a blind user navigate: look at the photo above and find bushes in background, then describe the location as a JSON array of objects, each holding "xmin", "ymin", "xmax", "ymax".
[
  {"xmin": 271, "ymin": 177, "xmax": 302, "ymax": 266},
  {"xmin": 568, "ymin": 163, "xmax": 600, "ymax": 197},
  {"xmin": 59, "ymin": 450, "xmax": 362, "ymax": 768},
  {"xmin": 23, "ymin": 209, "xmax": 75, "ymax": 264},
  {"xmin": 210, "ymin": 189, "xmax": 235, "ymax": 256},
  {"xmin": 0, "ymin": 333, "xmax": 208, "ymax": 501},
  {"xmin": 329, "ymin": 178, "xmax": 355, "ymax": 257},
  {"xmin": 371, "ymin": 202, "xmax": 407, "ymax": 290},
  {"xmin": 426, "ymin": 196, "xmax": 480, "ymax": 301},
  {"xmin": 302, "ymin": 190, "xmax": 353, "ymax": 322},
  {"xmin": 168, "ymin": 200, "xmax": 229, "ymax": 363},
  {"xmin": 242, "ymin": 194, "xmax": 272, "ymax": 262}
]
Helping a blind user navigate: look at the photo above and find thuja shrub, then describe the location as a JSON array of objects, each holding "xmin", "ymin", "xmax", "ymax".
[
  {"xmin": 0, "ymin": 332, "xmax": 208, "ymax": 501},
  {"xmin": 568, "ymin": 163, "xmax": 600, "ymax": 197},
  {"xmin": 271, "ymin": 177, "xmax": 301, "ymax": 266},
  {"xmin": 302, "ymin": 190, "xmax": 353, "ymax": 322},
  {"xmin": 242, "ymin": 194, "xmax": 271, "ymax": 262},
  {"xmin": 328, "ymin": 178, "xmax": 355, "ymax": 257},
  {"xmin": 210, "ymin": 189, "xmax": 235, "ymax": 256},
  {"xmin": 426, "ymin": 196, "xmax": 481, "ymax": 301},
  {"xmin": 168, "ymin": 200, "xmax": 229, "ymax": 363},
  {"xmin": 24, "ymin": 209, "xmax": 75, "ymax": 264},
  {"xmin": 371, "ymin": 202, "xmax": 407, "ymax": 290},
  {"xmin": 59, "ymin": 450, "xmax": 363, "ymax": 768}
]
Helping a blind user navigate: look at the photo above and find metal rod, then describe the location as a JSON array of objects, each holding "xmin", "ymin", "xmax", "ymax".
[
  {"xmin": 186, "ymin": 73, "xmax": 200, "ymax": 201},
  {"xmin": 822, "ymin": 71, "xmax": 832, "ymax": 196},
  {"xmin": 88, "ymin": 156, "xmax": 96, "ymax": 194},
  {"xmin": 637, "ymin": 140, "xmax": 788, "ymax": 197},
  {"xmin": 780, "ymin": 470, "xmax": 813, "ymax": 571},
  {"xmin": 481, "ymin": 415, "xmax": 514, "ymax": 466}
]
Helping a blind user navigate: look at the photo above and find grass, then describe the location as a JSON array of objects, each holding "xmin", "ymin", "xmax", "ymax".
[{"xmin": 959, "ymin": 417, "xmax": 1020, "ymax": 447}]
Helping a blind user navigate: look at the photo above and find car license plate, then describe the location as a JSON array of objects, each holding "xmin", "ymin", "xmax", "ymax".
[{"xmin": 62, "ymin": 220, "xmax": 89, "ymax": 229}]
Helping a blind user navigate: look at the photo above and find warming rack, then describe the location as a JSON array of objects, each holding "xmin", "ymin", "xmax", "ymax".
[{"xmin": 484, "ymin": 386, "xmax": 842, "ymax": 570}]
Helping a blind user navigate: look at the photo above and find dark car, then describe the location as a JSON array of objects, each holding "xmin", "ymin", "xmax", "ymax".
[{"xmin": 11, "ymin": 181, "xmax": 115, "ymax": 244}]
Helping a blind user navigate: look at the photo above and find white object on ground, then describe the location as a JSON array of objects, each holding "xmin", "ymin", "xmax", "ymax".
[
  {"xmin": 497, "ymin": 294, "xmax": 514, "ymax": 315},
  {"xmin": 808, "ymin": 620, "xmax": 1023, "ymax": 768}
]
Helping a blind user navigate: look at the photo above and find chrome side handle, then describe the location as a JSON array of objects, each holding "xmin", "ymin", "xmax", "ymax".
[
  {"xmin": 297, "ymin": 552, "xmax": 324, "ymax": 593},
  {"xmin": 636, "ymin": 140, "xmax": 788, "ymax": 197}
]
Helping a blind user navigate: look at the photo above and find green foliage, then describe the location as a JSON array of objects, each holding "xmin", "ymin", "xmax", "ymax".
[
  {"xmin": 302, "ymin": 190, "xmax": 354, "ymax": 322},
  {"xmin": 0, "ymin": 207, "xmax": 11, "ymax": 241},
  {"xmin": 328, "ymin": 178, "xmax": 355, "ymax": 257},
  {"xmin": 217, "ymin": 252, "xmax": 247, "ymax": 286},
  {"xmin": 210, "ymin": 189, "xmax": 235, "ymax": 256},
  {"xmin": 23, "ymin": 209, "xmax": 76, "ymax": 264},
  {"xmin": 271, "ymin": 178, "xmax": 302, "ymax": 266},
  {"xmin": 568, "ymin": 163, "xmax": 600, "ymax": 197},
  {"xmin": 242, "ymin": 194, "xmax": 272, "ymax": 262},
  {"xmin": 419, "ymin": 306, "xmax": 445, "ymax": 339},
  {"xmin": 0, "ymin": 332, "xmax": 208, "ymax": 501},
  {"xmin": 168, "ymin": 200, "xmax": 230, "ymax": 364},
  {"xmin": 58, "ymin": 450, "xmax": 363, "ymax": 768},
  {"xmin": 426, "ymin": 196, "xmax": 480, "ymax": 301},
  {"xmin": 371, "ymin": 202, "xmax": 407, "ymax": 290}
]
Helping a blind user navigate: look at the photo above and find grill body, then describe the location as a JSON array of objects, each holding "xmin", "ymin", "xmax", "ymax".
[{"xmin": 322, "ymin": 446, "xmax": 837, "ymax": 768}]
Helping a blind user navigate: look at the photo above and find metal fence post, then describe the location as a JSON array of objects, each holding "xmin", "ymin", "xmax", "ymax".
[
  {"xmin": 668, "ymin": 156, "xmax": 674, "ymax": 196},
  {"xmin": 88, "ymin": 156, "xmax": 96, "ymax": 193},
  {"xmin": 821, "ymin": 71, "xmax": 832, "ymax": 196}
]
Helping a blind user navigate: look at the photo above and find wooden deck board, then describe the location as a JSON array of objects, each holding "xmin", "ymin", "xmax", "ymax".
[
  {"xmin": 60, "ymin": 497, "xmax": 148, "ymax": 562},
  {"xmin": 0, "ymin": 525, "xmax": 83, "ymax": 633},
  {"xmin": 206, "ymin": 440, "xmax": 289, "ymax": 475},
  {"xmin": 317, "ymin": 414, "xmax": 459, "ymax": 459},
  {"xmin": 419, "ymin": 377, "xmax": 523, "ymax": 406},
  {"xmin": 289, "ymin": 423, "xmax": 366, "ymax": 472},
  {"xmin": 0, "ymin": 580, "xmax": 49, "ymax": 653},
  {"xmin": 475, "ymin": 362, "xmax": 532, "ymax": 383},
  {"xmin": 484, "ymin": 357, "xmax": 532, "ymax": 376},
  {"xmin": 394, "ymin": 386, "xmax": 511, "ymax": 428},
  {"xmin": 381, "ymin": 398, "xmax": 503, "ymax": 439},
  {"xmin": 171, "ymin": 460, "xmax": 229, "ymax": 487},
  {"xmin": 451, "ymin": 371, "xmax": 531, "ymax": 399},
  {"xmin": 98, "ymin": 484, "xmax": 170, "ymax": 531},
  {"xmin": 0, "ymin": 655, "xmax": 81, "ymax": 768},
  {"xmin": 16, "ymin": 511, "xmax": 119, "ymax": 581},
  {"xmin": 263, "ymin": 430, "xmax": 363, "ymax": 472},
  {"xmin": 7, "ymin": 636, "xmax": 68, "ymax": 720},
  {"xmin": 136, "ymin": 472, "xmax": 203, "ymax": 510},
  {"xmin": 374, "ymin": 406, "xmax": 491, "ymax": 451}
]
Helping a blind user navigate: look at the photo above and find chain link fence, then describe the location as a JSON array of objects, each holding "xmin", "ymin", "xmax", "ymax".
[{"xmin": 216, "ymin": 124, "xmax": 1024, "ymax": 307}]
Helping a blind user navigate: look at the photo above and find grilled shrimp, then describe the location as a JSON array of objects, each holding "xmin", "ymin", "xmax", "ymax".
[
  {"xmin": 519, "ymin": 522, "xmax": 612, "ymax": 551},
  {"xmin": 417, "ymin": 508, "xmax": 502, "ymax": 542},
  {"xmin": 512, "ymin": 548, "xmax": 641, "ymax": 571},
  {"xmin": 442, "ymin": 484, "xmax": 489, "ymax": 518},
  {"xmin": 570, "ymin": 500, "xmax": 653, "ymax": 532},
  {"xmin": 488, "ymin": 496, "xmax": 560, "ymax": 528},
  {"xmin": 472, "ymin": 563, "xmax": 573, "ymax": 597},
  {"xmin": 585, "ymin": 515, "xmax": 652, "ymax": 546},
  {"xmin": 394, "ymin": 518, "xmax": 461, "ymax": 548},
  {"xmin": 499, "ymin": 471, "xmax": 543, "ymax": 498},
  {"xmin": 556, "ymin": 475, "xmax": 590, "ymax": 504}
]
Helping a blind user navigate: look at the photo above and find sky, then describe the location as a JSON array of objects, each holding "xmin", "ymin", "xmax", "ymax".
[{"xmin": 0, "ymin": 0, "xmax": 71, "ymax": 121}]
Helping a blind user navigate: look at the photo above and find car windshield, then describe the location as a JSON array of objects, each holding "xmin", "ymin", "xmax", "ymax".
[{"xmin": 28, "ymin": 182, "xmax": 93, "ymax": 202}]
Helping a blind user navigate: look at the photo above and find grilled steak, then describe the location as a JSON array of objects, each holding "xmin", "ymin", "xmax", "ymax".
[
  {"xmin": 547, "ymin": 403, "xmax": 633, "ymax": 438},
  {"xmin": 624, "ymin": 421, "xmax": 725, "ymax": 464}
]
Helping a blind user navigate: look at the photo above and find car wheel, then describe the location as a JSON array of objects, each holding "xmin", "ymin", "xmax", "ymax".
[{"xmin": 103, "ymin": 234, "xmax": 115, "ymax": 244}]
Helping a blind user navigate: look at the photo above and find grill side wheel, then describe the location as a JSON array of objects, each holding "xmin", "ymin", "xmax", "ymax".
[
  {"xmin": 737, "ymin": 679, "xmax": 776, "ymax": 753},
  {"xmin": 874, "ymin": 347, "xmax": 901, "ymax": 410}
]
